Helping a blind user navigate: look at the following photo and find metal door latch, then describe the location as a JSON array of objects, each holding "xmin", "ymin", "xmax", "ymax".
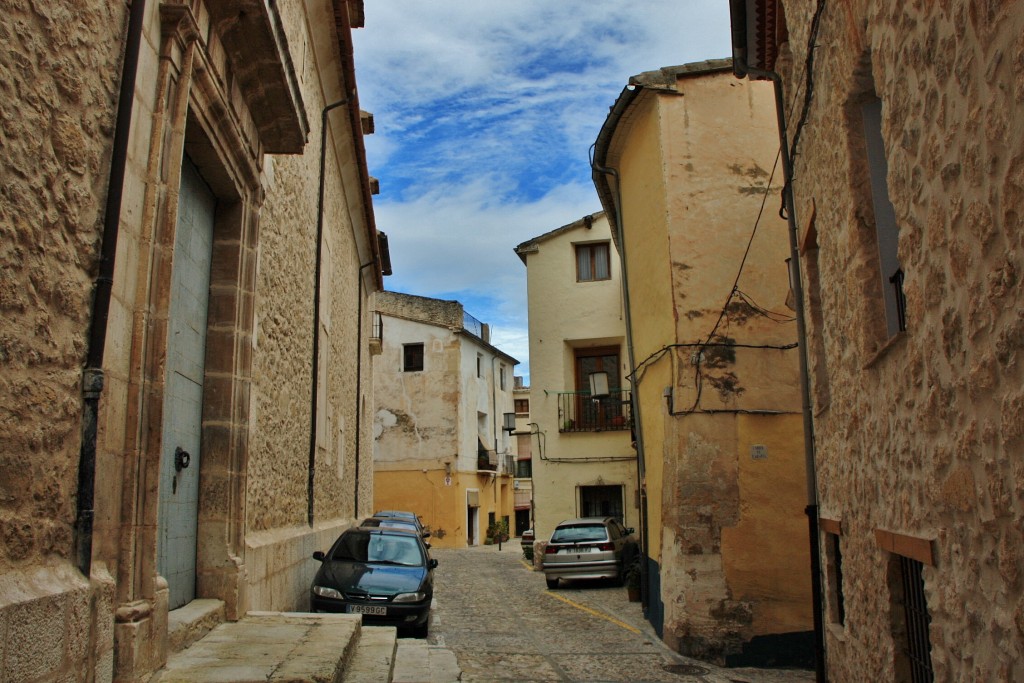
[{"xmin": 172, "ymin": 447, "xmax": 191, "ymax": 494}]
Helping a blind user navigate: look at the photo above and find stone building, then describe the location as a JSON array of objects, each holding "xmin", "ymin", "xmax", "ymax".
[
  {"xmin": 372, "ymin": 291, "xmax": 518, "ymax": 548},
  {"xmin": 0, "ymin": 1, "xmax": 386, "ymax": 680},
  {"xmin": 591, "ymin": 62, "xmax": 813, "ymax": 665},
  {"xmin": 731, "ymin": 0, "xmax": 1024, "ymax": 680},
  {"xmin": 514, "ymin": 213, "xmax": 641, "ymax": 545}
]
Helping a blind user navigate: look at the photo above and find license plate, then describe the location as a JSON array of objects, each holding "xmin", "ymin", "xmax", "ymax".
[
  {"xmin": 560, "ymin": 546, "xmax": 596, "ymax": 553},
  {"xmin": 346, "ymin": 604, "xmax": 387, "ymax": 616}
]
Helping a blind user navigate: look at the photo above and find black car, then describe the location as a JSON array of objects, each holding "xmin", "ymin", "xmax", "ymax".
[
  {"xmin": 372, "ymin": 509, "xmax": 424, "ymax": 533},
  {"xmin": 360, "ymin": 516, "xmax": 431, "ymax": 542},
  {"xmin": 311, "ymin": 527, "xmax": 437, "ymax": 637}
]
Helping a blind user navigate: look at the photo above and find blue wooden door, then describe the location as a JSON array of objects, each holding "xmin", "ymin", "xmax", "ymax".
[{"xmin": 158, "ymin": 156, "xmax": 215, "ymax": 610}]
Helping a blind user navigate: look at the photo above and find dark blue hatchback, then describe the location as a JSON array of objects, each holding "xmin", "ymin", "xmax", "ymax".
[{"xmin": 311, "ymin": 527, "xmax": 437, "ymax": 637}]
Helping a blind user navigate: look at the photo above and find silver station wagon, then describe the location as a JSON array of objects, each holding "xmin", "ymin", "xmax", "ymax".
[{"xmin": 542, "ymin": 517, "xmax": 638, "ymax": 589}]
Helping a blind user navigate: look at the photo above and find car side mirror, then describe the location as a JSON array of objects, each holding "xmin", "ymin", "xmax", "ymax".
[
  {"xmin": 422, "ymin": 531, "xmax": 431, "ymax": 538},
  {"xmin": 429, "ymin": 559, "xmax": 438, "ymax": 569},
  {"xmin": 626, "ymin": 528, "xmax": 635, "ymax": 535},
  {"xmin": 313, "ymin": 551, "xmax": 326, "ymax": 562}
]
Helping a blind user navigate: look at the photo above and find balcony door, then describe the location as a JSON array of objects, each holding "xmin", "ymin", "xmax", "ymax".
[{"xmin": 574, "ymin": 347, "xmax": 621, "ymax": 430}]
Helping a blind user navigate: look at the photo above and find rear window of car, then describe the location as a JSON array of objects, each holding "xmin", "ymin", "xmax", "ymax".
[
  {"xmin": 550, "ymin": 524, "xmax": 608, "ymax": 543},
  {"xmin": 331, "ymin": 532, "xmax": 424, "ymax": 566}
]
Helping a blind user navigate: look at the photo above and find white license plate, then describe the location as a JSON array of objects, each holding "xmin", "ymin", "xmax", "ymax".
[
  {"xmin": 346, "ymin": 604, "xmax": 387, "ymax": 616},
  {"xmin": 560, "ymin": 546, "xmax": 596, "ymax": 554}
]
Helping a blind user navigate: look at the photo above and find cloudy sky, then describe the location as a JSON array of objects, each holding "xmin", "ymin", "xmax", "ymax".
[{"xmin": 352, "ymin": 2, "xmax": 733, "ymax": 382}]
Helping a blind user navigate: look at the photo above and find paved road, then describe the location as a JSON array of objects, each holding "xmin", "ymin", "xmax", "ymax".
[{"xmin": 425, "ymin": 543, "xmax": 814, "ymax": 683}]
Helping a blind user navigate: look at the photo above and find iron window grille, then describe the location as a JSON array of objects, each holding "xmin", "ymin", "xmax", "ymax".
[{"xmin": 898, "ymin": 556, "xmax": 934, "ymax": 683}]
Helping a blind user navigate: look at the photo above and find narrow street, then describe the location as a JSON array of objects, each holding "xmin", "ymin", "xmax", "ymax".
[{"xmin": 425, "ymin": 544, "xmax": 814, "ymax": 683}]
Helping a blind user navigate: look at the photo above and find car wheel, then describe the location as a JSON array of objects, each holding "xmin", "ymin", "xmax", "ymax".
[{"xmin": 545, "ymin": 576, "xmax": 558, "ymax": 589}]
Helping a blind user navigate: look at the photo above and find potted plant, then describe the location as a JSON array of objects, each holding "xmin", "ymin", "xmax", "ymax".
[{"xmin": 624, "ymin": 562, "xmax": 641, "ymax": 602}]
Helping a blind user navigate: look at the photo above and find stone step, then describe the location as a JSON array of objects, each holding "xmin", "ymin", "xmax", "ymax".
[
  {"xmin": 152, "ymin": 612, "xmax": 360, "ymax": 683},
  {"xmin": 342, "ymin": 626, "xmax": 398, "ymax": 682},
  {"xmin": 392, "ymin": 638, "xmax": 461, "ymax": 683},
  {"xmin": 168, "ymin": 598, "xmax": 225, "ymax": 654}
]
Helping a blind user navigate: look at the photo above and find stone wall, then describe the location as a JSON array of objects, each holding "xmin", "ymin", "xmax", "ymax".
[
  {"xmin": 0, "ymin": 1, "xmax": 125, "ymax": 679},
  {"xmin": 778, "ymin": 1, "xmax": 1024, "ymax": 680}
]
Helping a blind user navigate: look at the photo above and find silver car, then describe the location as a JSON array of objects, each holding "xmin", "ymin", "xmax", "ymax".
[{"xmin": 542, "ymin": 517, "xmax": 638, "ymax": 589}]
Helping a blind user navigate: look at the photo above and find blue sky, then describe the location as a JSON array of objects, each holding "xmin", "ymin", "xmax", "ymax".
[{"xmin": 352, "ymin": 1, "xmax": 733, "ymax": 382}]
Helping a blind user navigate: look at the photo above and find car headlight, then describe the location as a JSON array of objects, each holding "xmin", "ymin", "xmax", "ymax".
[
  {"xmin": 392, "ymin": 592, "xmax": 426, "ymax": 603},
  {"xmin": 312, "ymin": 586, "xmax": 343, "ymax": 599}
]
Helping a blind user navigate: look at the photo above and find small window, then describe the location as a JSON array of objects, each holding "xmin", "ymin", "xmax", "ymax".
[
  {"xmin": 890, "ymin": 555, "xmax": 934, "ymax": 681},
  {"xmin": 515, "ymin": 459, "xmax": 532, "ymax": 478},
  {"xmin": 476, "ymin": 353, "xmax": 483, "ymax": 378},
  {"xmin": 825, "ymin": 532, "xmax": 846, "ymax": 626},
  {"xmin": 575, "ymin": 242, "xmax": 611, "ymax": 282},
  {"xmin": 514, "ymin": 398, "xmax": 529, "ymax": 415},
  {"xmin": 403, "ymin": 343, "xmax": 424, "ymax": 372},
  {"xmin": 862, "ymin": 96, "xmax": 906, "ymax": 336},
  {"xmin": 500, "ymin": 365, "xmax": 507, "ymax": 390}
]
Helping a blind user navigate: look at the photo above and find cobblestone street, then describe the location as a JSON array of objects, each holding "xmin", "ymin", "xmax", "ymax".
[{"xmin": 426, "ymin": 543, "xmax": 814, "ymax": 683}]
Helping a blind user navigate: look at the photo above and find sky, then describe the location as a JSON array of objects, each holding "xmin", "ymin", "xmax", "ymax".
[{"xmin": 352, "ymin": 1, "xmax": 734, "ymax": 383}]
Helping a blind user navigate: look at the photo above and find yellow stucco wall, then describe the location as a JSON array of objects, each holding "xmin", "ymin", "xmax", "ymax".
[
  {"xmin": 374, "ymin": 469, "xmax": 514, "ymax": 549},
  {"xmin": 723, "ymin": 414, "xmax": 812, "ymax": 634},
  {"xmin": 614, "ymin": 94, "xmax": 674, "ymax": 565}
]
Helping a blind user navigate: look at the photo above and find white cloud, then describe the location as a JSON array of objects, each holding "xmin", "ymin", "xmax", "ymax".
[{"xmin": 353, "ymin": 1, "xmax": 733, "ymax": 381}]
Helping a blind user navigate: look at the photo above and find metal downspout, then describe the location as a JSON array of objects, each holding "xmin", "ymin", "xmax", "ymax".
[
  {"xmin": 309, "ymin": 99, "xmax": 349, "ymax": 526},
  {"xmin": 590, "ymin": 161, "xmax": 651, "ymax": 610},
  {"xmin": 740, "ymin": 63, "xmax": 826, "ymax": 682},
  {"xmin": 75, "ymin": 0, "xmax": 147, "ymax": 576},
  {"xmin": 354, "ymin": 260, "xmax": 374, "ymax": 517}
]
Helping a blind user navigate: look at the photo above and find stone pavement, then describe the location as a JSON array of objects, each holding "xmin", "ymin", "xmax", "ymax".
[
  {"xmin": 152, "ymin": 542, "xmax": 815, "ymax": 682},
  {"xmin": 427, "ymin": 542, "xmax": 814, "ymax": 683}
]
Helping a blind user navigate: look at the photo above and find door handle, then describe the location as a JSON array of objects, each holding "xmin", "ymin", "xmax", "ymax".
[{"xmin": 174, "ymin": 447, "xmax": 191, "ymax": 472}]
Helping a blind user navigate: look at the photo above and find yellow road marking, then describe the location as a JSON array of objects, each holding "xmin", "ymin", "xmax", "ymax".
[
  {"xmin": 519, "ymin": 559, "xmax": 534, "ymax": 571},
  {"xmin": 543, "ymin": 591, "xmax": 641, "ymax": 634}
]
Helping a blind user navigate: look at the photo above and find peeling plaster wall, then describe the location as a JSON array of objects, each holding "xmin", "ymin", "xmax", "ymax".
[
  {"xmin": 611, "ymin": 69, "xmax": 811, "ymax": 661},
  {"xmin": 777, "ymin": 1, "xmax": 1024, "ymax": 680}
]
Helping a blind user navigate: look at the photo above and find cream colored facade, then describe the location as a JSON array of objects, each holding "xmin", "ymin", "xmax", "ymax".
[
  {"xmin": 515, "ymin": 213, "xmax": 640, "ymax": 542},
  {"xmin": 372, "ymin": 291, "xmax": 518, "ymax": 549},
  {"xmin": 733, "ymin": 1, "xmax": 1024, "ymax": 680},
  {"xmin": 593, "ymin": 62, "xmax": 813, "ymax": 664},
  {"xmin": 0, "ymin": 1, "xmax": 384, "ymax": 680}
]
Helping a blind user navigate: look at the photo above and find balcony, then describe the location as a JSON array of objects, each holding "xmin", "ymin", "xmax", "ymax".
[{"xmin": 556, "ymin": 389, "xmax": 631, "ymax": 433}]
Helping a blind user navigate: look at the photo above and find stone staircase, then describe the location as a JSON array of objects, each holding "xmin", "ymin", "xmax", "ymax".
[{"xmin": 152, "ymin": 610, "xmax": 461, "ymax": 682}]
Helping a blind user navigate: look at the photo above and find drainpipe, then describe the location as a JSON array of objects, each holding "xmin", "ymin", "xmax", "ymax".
[
  {"xmin": 75, "ymin": 0, "xmax": 147, "ymax": 577},
  {"xmin": 590, "ymin": 159, "xmax": 650, "ymax": 609},
  {"xmin": 353, "ymin": 260, "xmax": 374, "ymax": 517},
  {"xmin": 309, "ymin": 98, "xmax": 349, "ymax": 526},
  {"xmin": 730, "ymin": 11, "xmax": 826, "ymax": 678}
]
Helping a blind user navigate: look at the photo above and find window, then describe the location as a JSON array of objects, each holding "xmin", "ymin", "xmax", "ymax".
[
  {"xmin": 476, "ymin": 353, "xmax": 483, "ymax": 378},
  {"xmin": 575, "ymin": 242, "xmax": 611, "ymax": 282},
  {"xmin": 515, "ymin": 459, "xmax": 532, "ymax": 478},
  {"xmin": 890, "ymin": 556, "xmax": 934, "ymax": 682},
  {"xmin": 403, "ymin": 343, "xmax": 424, "ymax": 372},
  {"xmin": 824, "ymin": 529, "xmax": 846, "ymax": 626},
  {"xmin": 862, "ymin": 96, "xmax": 906, "ymax": 337},
  {"xmin": 579, "ymin": 485, "xmax": 624, "ymax": 523},
  {"xmin": 500, "ymin": 365, "xmax": 507, "ymax": 390},
  {"xmin": 514, "ymin": 398, "xmax": 529, "ymax": 415}
]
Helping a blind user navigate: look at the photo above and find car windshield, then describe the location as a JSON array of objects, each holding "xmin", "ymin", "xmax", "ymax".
[
  {"xmin": 550, "ymin": 524, "xmax": 607, "ymax": 543},
  {"xmin": 331, "ymin": 532, "xmax": 424, "ymax": 566}
]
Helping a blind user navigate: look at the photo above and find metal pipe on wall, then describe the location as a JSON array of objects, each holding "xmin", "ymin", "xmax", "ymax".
[{"xmin": 75, "ymin": 0, "xmax": 147, "ymax": 576}]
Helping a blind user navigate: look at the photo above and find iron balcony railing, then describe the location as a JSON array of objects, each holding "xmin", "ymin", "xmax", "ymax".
[{"xmin": 556, "ymin": 389, "xmax": 631, "ymax": 433}]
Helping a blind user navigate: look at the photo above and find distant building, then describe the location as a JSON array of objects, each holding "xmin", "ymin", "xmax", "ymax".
[
  {"xmin": 0, "ymin": 1, "xmax": 385, "ymax": 680},
  {"xmin": 731, "ymin": 1, "xmax": 1024, "ymax": 680},
  {"xmin": 372, "ymin": 291, "xmax": 518, "ymax": 548},
  {"xmin": 512, "ymin": 376, "xmax": 534, "ymax": 536},
  {"xmin": 515, "ymin": 213, "xmax": 641, "ymax": 543},
  {"xmin": 592, "ymin": 61, "xmax": 813, "ymax": 665}
]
